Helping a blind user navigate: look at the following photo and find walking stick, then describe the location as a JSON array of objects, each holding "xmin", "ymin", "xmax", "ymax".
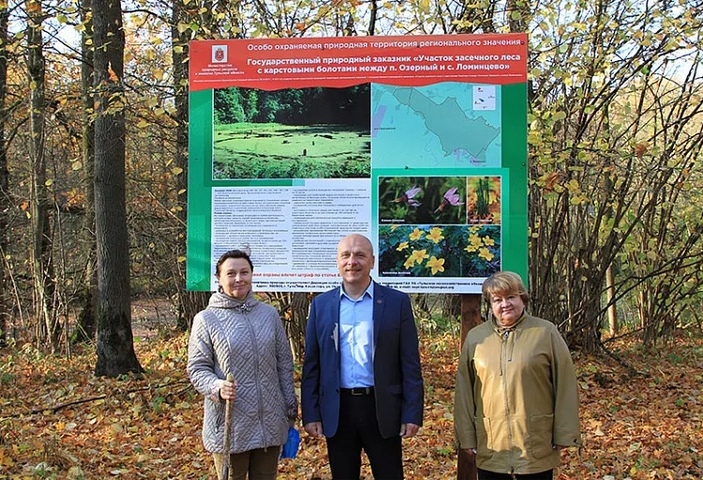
[{"xmin": 221, "ymin": 373, "xmax": 235, "ymax": 480}]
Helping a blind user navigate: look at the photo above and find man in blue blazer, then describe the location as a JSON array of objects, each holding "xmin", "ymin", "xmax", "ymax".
[{"xmin": 301, "ymin": 234, "xmax": 424, "ymax": 480}]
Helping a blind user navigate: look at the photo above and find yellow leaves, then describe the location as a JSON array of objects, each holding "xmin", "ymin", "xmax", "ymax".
[
  {"xmin": 539, "ymin": 170, "xmax": 563, "ymax": 191},
  {"xmin": 107, "ymin": 62, "xmax": 119, "ymax": 82},
  {"xmin": 110, "ymin": 422, "xmax": 124, "ymax": 435},
  {"xmin": 562, "ymin": 178, "xmax": 590, "ymax": 205},
  {"xmin": 3, "ymin": 329, "xmax": 703, "ymax": 479},
  {"xmin": 552, "ymin": 110, "xmax": 567, "ymax": 121},
  {"xmin": 26, "ymin": 0, "xmax": 41, "ymax": 14},
  {"xmin": 20, "ymin": 201, "xmax": 29, "ymax": 211},
  {"xmin": 527, "ymin": 130, "xmax": 543, "ymax": 147},
  {"xmin": 67, "ymin": 466, "xmax": 85, "ymax": 479},
  {"xmin": 634, "ymin": 142, "xmax": 648, "ymax": 157}
]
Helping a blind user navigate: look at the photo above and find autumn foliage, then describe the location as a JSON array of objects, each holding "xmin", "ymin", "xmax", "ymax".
[{"xmin": 1, "ymin": 327, "xmax": 702, "ymax": 479}]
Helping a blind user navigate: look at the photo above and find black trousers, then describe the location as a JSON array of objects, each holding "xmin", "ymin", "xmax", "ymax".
[
  {"xmin": 478, "ymin": 468, "xmax": 553, "ymax": 480},
  {"xmin": 326, "ymin": 390, "xmax": 403, "ymax": 480}
]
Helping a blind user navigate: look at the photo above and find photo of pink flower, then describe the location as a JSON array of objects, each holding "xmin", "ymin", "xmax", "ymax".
[{"xmin": 379, "ymin": 177, "xmax": 466, "ymax": 225}]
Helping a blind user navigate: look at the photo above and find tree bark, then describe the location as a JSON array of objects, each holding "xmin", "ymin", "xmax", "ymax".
[
  {"xmin": 27, "ymin": 0, "xmax": 58, "ymax": 350},
  {"xmin": 93, "ymin": 0, "xmax": 142, "ymax": 376},
  {"xmin": 606, "ymin": 263, "xmax": 618, "ymax": 336},
  {"xmin": 74, "ymin": 0, "xmax": 97, "ymax": 343},
  {"xmin": 0, "ymin": 0, "xmax": 8, "ymax": 346},
  {"xmin": 457, "ymin": 295, "xmax": 481, "ymax": 480}
]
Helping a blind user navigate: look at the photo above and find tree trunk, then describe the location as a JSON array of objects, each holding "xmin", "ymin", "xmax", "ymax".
[
  {"xmin": 605, "ymin": 263, "xmax": 618, "ymax": 336},
  {"xmin": 442, "ymin": 294, "xmax": 461, "ymax": 319},
  {"xmin": 457, "ymin": 294, "xmax": 481, "ymax": 480},
  {"xmin": 459, "ymin": 295, "xmax": 482, "ymax": 350},
  {"xmin": 27, "ymin": 0, "xmax": 58, "ymax": 350},
  {"xmin": 73, "ymin": 0, "xmax": 97, "ymax": 343},
  {"xmin": 289, "ymin": 292, "xmax": 310, "ymax": 361},
  {"xmin": 93, "ymin": 0, "xmax": 142, "ymax": 376},
  {"xmin": 171, "ymin": 0, "xmax": 208, "ymax": 330},
  {"xmin": 0, "ymin": 0, "xmax": 8, "ymax": 346}
]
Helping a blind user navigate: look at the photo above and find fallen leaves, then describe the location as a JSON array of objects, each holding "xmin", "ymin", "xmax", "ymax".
[{"xmin": 1, "ymin": 330, "xmax": 702, "ymax": 479}]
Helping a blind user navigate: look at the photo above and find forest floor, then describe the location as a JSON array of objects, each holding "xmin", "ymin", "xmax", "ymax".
[{"xmin": 1, "ymin": 307, "xmax": 702, "ymax": 480}]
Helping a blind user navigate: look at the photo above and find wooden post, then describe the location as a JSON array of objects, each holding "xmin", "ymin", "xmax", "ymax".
[
  {"xmin": 460, "ymin": 294, "xmax": 482, "ymax": 346},
  {"xmin": 457, "ymin": 294, "xmax": 482, "ymax": 480}
]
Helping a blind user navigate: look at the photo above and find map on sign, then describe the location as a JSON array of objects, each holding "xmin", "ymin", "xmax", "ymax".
[{"xmin": 371, "ymin": 82, "xmax": 501, "ymax": 169}]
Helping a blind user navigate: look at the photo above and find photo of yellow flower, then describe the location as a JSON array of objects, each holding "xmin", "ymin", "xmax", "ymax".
[{"xmin": 378, "ymin": 224, "xmax": 500, "ymax": 277}]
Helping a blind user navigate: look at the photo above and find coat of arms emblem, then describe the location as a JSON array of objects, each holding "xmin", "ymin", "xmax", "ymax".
[{"xmin": 212, "ymin": 45, "xmax": 228, "ymax": 63}]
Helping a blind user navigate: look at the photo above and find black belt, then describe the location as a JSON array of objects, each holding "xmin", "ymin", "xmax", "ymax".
[{"xmin": 340, "ymin": 387, "xmax": 374, "ymax": 396}]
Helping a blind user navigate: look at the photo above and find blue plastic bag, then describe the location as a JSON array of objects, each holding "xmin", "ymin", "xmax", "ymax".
[{"xmin": 280, "ymin": 426, "xmax": 300, "ymax": 459}]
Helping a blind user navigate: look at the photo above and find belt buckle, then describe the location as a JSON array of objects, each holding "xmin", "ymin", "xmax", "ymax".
[{"xmin": 351, "ymin": 387, "xmax": 367, "ymax": 396}]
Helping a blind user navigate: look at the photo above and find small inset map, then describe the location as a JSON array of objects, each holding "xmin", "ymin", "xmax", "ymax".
[
  {"xmin": 371, "ymin": 82, "xmax": 501, "ymax": 169},
  {"xmin": 473, "ymin": 85, "xmax": 496, "ymax": 111}
]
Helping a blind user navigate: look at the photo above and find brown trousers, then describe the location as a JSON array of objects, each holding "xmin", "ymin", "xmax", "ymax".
[{"xmin": 213, "ymin": 446, "xmax": 281, "ymax": 480}]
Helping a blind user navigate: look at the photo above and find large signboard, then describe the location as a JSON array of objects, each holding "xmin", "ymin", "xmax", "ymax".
[{"xmin": 187, "ymin": 34, "xmax": 528, "ymax": 293}]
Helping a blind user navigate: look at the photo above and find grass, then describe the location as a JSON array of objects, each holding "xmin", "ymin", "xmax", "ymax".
[{"xmin": 213, "ymin": 123, "xmax": 370, "ymax": 179}]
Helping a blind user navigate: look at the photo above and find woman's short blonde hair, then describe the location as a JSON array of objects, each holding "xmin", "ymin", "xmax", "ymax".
[{"xmin": 481, "ymin": 271, "xmax": 530, "ymax": 307}]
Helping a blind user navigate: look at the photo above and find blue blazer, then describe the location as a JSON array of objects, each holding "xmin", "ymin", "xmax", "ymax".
[{"xmin": 301, "ymin": 281, "xmax": 424, "ymax": 438}]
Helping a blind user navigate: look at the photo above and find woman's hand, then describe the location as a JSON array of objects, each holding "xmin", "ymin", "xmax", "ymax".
[{"xmin": 217, "ymin": 378, "xmax": 236, "ymax": 400}]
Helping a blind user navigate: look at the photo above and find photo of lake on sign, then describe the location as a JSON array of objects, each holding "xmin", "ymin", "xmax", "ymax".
[{"xmin": 212, "ymin": 85, "xmax": 371, "ymax": 180}]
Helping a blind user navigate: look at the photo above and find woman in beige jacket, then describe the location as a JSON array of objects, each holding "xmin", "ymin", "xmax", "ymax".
[{"xmin": 454, "ymin": 271, "xmax": 581, "ymax": 480}]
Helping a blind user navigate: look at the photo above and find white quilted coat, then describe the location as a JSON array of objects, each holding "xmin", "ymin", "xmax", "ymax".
[{"xmin": 187, "ymin": 291, "xmax": 297, "ymax": 454}]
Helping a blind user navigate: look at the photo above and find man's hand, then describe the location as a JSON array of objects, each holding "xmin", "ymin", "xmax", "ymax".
[
  {"xmin": 304, "ymin": 422, "xmax": 323, "ymax": 438},
  {"xmin": 399, "ymin": 423, "xmax": 419, "ymax": 438}
]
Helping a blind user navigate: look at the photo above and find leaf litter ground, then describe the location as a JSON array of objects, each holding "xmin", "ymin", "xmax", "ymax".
[{"xmin": 1, "ymin": 327, "xmax": 702, "ymax": 479}]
